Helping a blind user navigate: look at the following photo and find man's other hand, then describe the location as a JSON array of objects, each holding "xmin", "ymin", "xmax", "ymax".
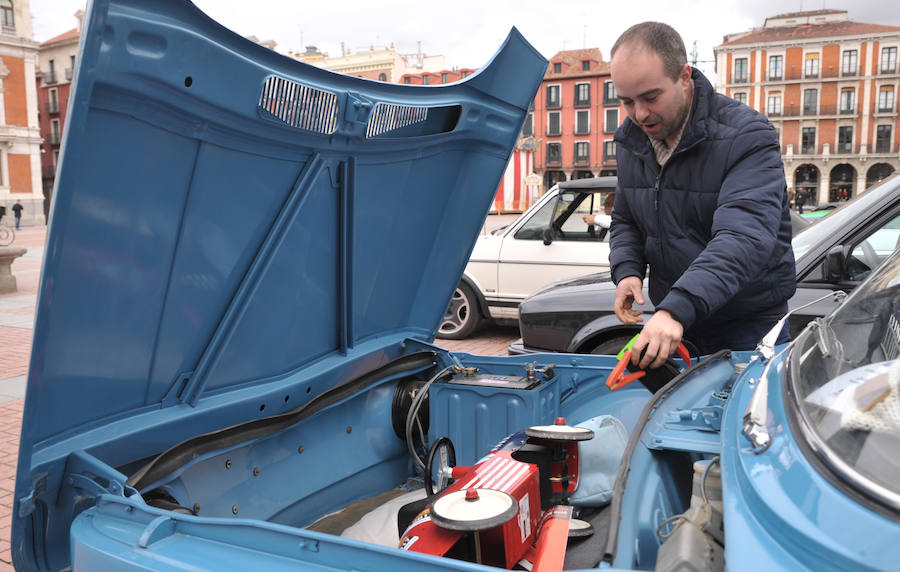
[
  {"xmin": 614, "ymin": 276, "xmax": 645, "ymax": 324},
  {"xmin": 631, "ymin": 310, "xmax": 684, "ymax": 370}
]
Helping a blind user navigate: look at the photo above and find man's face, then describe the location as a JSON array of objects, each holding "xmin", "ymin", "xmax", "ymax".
[{"xmin": 611, "ymin": 45, "xmax": 691, "ymax": 146}]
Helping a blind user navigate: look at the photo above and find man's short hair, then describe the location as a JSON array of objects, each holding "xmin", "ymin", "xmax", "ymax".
[{"xmin": 611, "ymin": 22, "xmax": 687, "ymax": 81}]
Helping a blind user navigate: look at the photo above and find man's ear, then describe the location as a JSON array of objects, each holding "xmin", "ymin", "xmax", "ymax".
[{"xmin": 679, "ymin": 64, "xmax": 692, "ymax": 85}]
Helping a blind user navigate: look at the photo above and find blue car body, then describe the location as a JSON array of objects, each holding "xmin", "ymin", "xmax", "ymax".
[{"xmin": 13, "ymin": 1, "xmax": 900, "ymax": 570}]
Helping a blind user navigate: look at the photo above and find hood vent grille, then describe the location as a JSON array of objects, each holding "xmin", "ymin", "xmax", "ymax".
[
  {"xmin": 258, "ymin": 76, "xmax": 338, "ymax": 134},
  {"xmin": 366, "ymin": 103, "xmax": 428, "ymax": 138}
]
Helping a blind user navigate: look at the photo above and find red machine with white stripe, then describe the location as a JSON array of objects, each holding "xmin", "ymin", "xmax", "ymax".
[{"xmin": 399, "ymin": 418, "xmax": 594, "ymax": 570}]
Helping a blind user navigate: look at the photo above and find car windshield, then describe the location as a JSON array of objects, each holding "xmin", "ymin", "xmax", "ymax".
[
  {"xmin": 792, "ymin": 176, "xmax": 899, "ymax": 261},
  {"xmin": 789, "ymin": 248, "xmax": 900, "ymax": 510}
]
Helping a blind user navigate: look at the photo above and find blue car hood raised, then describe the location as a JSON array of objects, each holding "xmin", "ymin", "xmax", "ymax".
[{"xmin": 17, "ymin": 0, "xmax": 545, "ymax": 526}]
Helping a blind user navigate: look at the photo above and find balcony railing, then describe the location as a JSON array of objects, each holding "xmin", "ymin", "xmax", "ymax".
[
  {"xmin": 49, "ymin": 132, "xmax": 61, "ymax": 145},
  {"xmin": 733, "ymin": 75, "xmax": 749, "ymax": 83},
  {"xmin": 44, "ymin": 72, "xmax": 58, "ymax": 84},
  {"xmin": 42, "ymin": 164, "xmax": 58, "ymax": 179},
  {"xmin": 65, "ymin": 68, "xmax": 73, "ymax": 81},
  {"xmin": 839, "ymin": 106, "xmax": 855, "ymax": 114},
  {"xmin": 574, "ymin": 156, "xmax": 589, "ymax": 165},
  {"xmin": 837, "ymin": 143, "xmax": 854, "ymax": 154},
  {"xmin": 45, "ymin": 101, "xmax": 59, "ymax": 115},
  {"xmin": 881, "ymin": 65, "xmax": 898, "ymax": 75},
  {"xmin": 574, "ymin": 98, "xmax": 590, "ymax": 108},
  {"xmin": 841, "ymin": 69, "xmax": 857, "ymax": 77},
  {"xmin": 546, "ymin": 127, "xmax": 561, "ymax": 136}
]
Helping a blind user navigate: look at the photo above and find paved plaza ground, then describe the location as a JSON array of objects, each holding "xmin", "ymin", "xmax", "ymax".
[{"xmin": 0, "ymin": 216, "xmax": 520, "ymax": 569}]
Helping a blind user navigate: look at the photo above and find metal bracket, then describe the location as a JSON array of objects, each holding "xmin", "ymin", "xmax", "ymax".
[
  {"xmin": 17, "ymin": 472, "xmax": 47, "ymax": 517},
  {"xmin": 665, "ymin": 388, "xmax": 731, "ymax": 432},
  {"xmin": 63, "ymin": 450, "xmax": 138, "ymax": 499}
]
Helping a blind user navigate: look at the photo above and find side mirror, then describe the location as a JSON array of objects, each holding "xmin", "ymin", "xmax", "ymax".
[
  {"xmin": 542, "ymin": 228, "xmax": 554, "ymax": 246},
  {"xmin": 824, "ymin": 245, "xmax": 845, "ymax": 281}
]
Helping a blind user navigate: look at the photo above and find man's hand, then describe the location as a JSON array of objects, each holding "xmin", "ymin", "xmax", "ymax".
[
  {"xmin": 630, "ymin": 310, "xmax": 684, "ymax": 370},
  {"xmin": 582, "ymin": 213, "xmax": 595, "ymax": 225},
  {"xmin": 614, "ymin": 276, "xmax": 645, "ymax": 325}
]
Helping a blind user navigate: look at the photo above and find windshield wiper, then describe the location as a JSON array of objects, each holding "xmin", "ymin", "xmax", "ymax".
[{"xmin": 743, "ymin": 290, "xmax": 848, "ymax": 452}]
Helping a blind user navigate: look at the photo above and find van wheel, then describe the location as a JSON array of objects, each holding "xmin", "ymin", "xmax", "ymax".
[
  {"xmin": 437, "ymin": 283, "xmax": 482, "ymax": 340},
  {"xmin": 588, "ymin": 336, "xmax": 634, "ymax": 356}
]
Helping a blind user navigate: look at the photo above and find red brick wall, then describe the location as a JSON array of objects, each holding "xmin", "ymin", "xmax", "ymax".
[
  {"xmin": 822, "ymin": 44, "xmax": 840, "ymax": 78},
  {"xmin": 8, "ymin": 154, "xmax": 32, "ymax": 193},
  {"xmin": 1, "ymin": 56, "xmax": 27, "ymax": 127}
]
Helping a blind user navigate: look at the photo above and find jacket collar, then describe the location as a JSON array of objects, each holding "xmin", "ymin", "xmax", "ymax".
[{"xmin": 615, "ymin": 68, "xmax": 712, "ymax": 159}]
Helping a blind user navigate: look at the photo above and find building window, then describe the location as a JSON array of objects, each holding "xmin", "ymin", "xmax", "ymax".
[
  {"xmin": 403, "ymin": 77, "xmax": 411, "ymax": 84},
  {"xmin": 603, "ymin": 140, "xmax": 617, "ymax": 161},
  {"xmin": 767, "ymin": 93, "xmax": 782, "ymax": 116},
  {"xmin": 801, "ymin": 127, "xmax": 816, "ymax": 154},
  {"xmin": 733, "ymin": 92, "xmax": 747, "ymax": 104},
  {"xmin": 839, "ymin": 88, "xmax": 855, "ymax": 114},
  {"xmin": 581, "ymin": 60, "xmax": 591, "ymax": 71},
  {"xmin": 422, "ymin": 75, "xmax": 430, "ymax": 85},
  {"xmin": 574, "ymin": 83, "xmax": 590, "ymax": 106},
  {"xmin": 0, "ymin": 0, "xmax": 13, "ymax": 32},
  {"xmin": 803, "ymin": 88, "xmax": 818, "ymax": 115},
  {"xmin": 768, "ymin": 55, "xmax": 783, "ymax": 80},
  {"xmin": 734, "ymin": 57, "xmax": 748, "ymax": 82},
  {"xmin": 522, "ymin": 112, "xmax": 533, "ymax": 136},
  {"xmin": 378, "ymin": 73, "xmax": 387, "ymax": 81},
  {"xmin": 48, "ymin": 88, "xmax": 59, "ymax": 114},
  {"xmin": 876, "ymin": 125, "xmax": 892, "ymax": 153},
  {"xmin": 546, "ymin": 84, "xmax": 561, "ymax": 109},
  {"xmin": 47, "ymin": 59, "xmax": 57, "ymax": 84},
  {"xmin": 50, "ymin": 119, "xmax": 61, "ymax": 145},
  {"xmin": 804, "ymin": 53, "xmax": 820, "ymax": 78},
  {"xmin": 441, "ymin": 73, "xmax": 448, "ymax": 83},
  {"xmin": 603, "ymin": 81, "xmax": 617, "ymax": 105},
  {"xmin": 882, "ymin": 47, "xmax": 898, "ymax": 74},
  {"xmin": 841, "ymin": 50, "xmax": 858, "ymax": 76},
  {"xmin": 546, "ymin": 142, "xmax": 562, "ymax": 164},
  {"xmin": 461, "ymin": 70, "xmax": 469, "ymax": 78},
  {"xmin": 838, "ymin": 126, "xmax": 853, "ymax": 154},
  {"xmin": 605, "ymin": 108, "xmax": 619, "ymax": 133},
  {"xmin": 575, "ymin": 110, "xmax": 589, "ymax": 135},
  {"xmin": 547, "ymin": 111, "xmax": 561, "ymax": 136},
  {"xmin": 879, "ymin": 86, "xmax": 895, "ymax": 112},
  {"xmin": 574, "ymin": 141, "xmax": 589, "ymax": 164},
  {"xmin": 553, "ymin": 62, "xmax": 562, "ymax": 73}
]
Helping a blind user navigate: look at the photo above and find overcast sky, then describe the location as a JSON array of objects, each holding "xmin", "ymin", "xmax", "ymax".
[{"xmin": 29, "ymin": 0, "xmax": 900, "ymax": 82}]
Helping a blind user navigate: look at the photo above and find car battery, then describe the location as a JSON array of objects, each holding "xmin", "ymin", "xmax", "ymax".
[{"xmin": 428, "ymin": 371, "xmax": 560, "ymax": 466}]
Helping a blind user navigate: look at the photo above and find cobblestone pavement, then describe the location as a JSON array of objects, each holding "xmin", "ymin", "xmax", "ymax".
[{"xmin": 0, "ymin": 217, "xmax": 521, "ymax": 569}]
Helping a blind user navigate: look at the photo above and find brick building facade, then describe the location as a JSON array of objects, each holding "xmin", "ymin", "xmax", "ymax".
[
  {"xmin": 530, "ymin": 48, "xmax": 622, "ymax": 190},
  {"xmin": 0, "ymin": 0, "xmax": 43, "ymax": 226},
  {"xmin": 36, "ymin": 11, "xmax": 81, "ymax": 220},
  {"xmin": 715, "ymin": 10, "xmax": 900, "ymax": 206}
]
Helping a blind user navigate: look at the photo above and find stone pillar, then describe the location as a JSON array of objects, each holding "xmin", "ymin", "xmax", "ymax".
[
  {"xmin": 820, "ymin": 171, "xmax": 830, "ymax": 206},
  {"xmin": 0, "ymin": 246, "xmax": 27, "ymax": 294}
]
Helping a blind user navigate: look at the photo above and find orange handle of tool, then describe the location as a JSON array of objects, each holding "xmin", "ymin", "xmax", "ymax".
[
  {"xmin": 606, "ymin": 342, "xmax": 692, "ymax": 391},
  {"xmin": 605, "ymin": 349, "xmax": 646, "ymax": 391}
]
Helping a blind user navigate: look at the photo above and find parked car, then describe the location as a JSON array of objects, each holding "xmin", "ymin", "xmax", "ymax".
[
  {"xmin": 510, "ymin": 174, "xmax": 900, "ymax": 355},
  {"xmin": 437, "ymin": 177, "xmax": 616, "ymax": 339}
]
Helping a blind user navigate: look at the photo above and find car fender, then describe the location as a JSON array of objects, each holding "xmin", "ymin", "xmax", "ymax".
[
  {"xmin": 567, "ymin": 314, "xmax": 650, "ymax": 353},
  {"xmin": 459, "ymin": 272, "xmax": 491, "ymax": 319}
]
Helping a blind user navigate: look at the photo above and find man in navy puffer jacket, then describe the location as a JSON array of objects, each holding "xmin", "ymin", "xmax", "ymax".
[{"xmin": 609, "ymin": 22, "xmax": 796, "ymax": 369}]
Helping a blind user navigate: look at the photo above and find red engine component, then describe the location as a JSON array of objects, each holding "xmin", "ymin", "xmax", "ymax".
[{"xmin": 400, "ymin": 418, "xmax": 592, "ymax": 571}]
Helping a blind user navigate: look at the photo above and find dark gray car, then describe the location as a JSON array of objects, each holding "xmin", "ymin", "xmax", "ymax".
[{"xmin": 510, "ymin": 174, "xmax": 900, "ymax": 355}]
